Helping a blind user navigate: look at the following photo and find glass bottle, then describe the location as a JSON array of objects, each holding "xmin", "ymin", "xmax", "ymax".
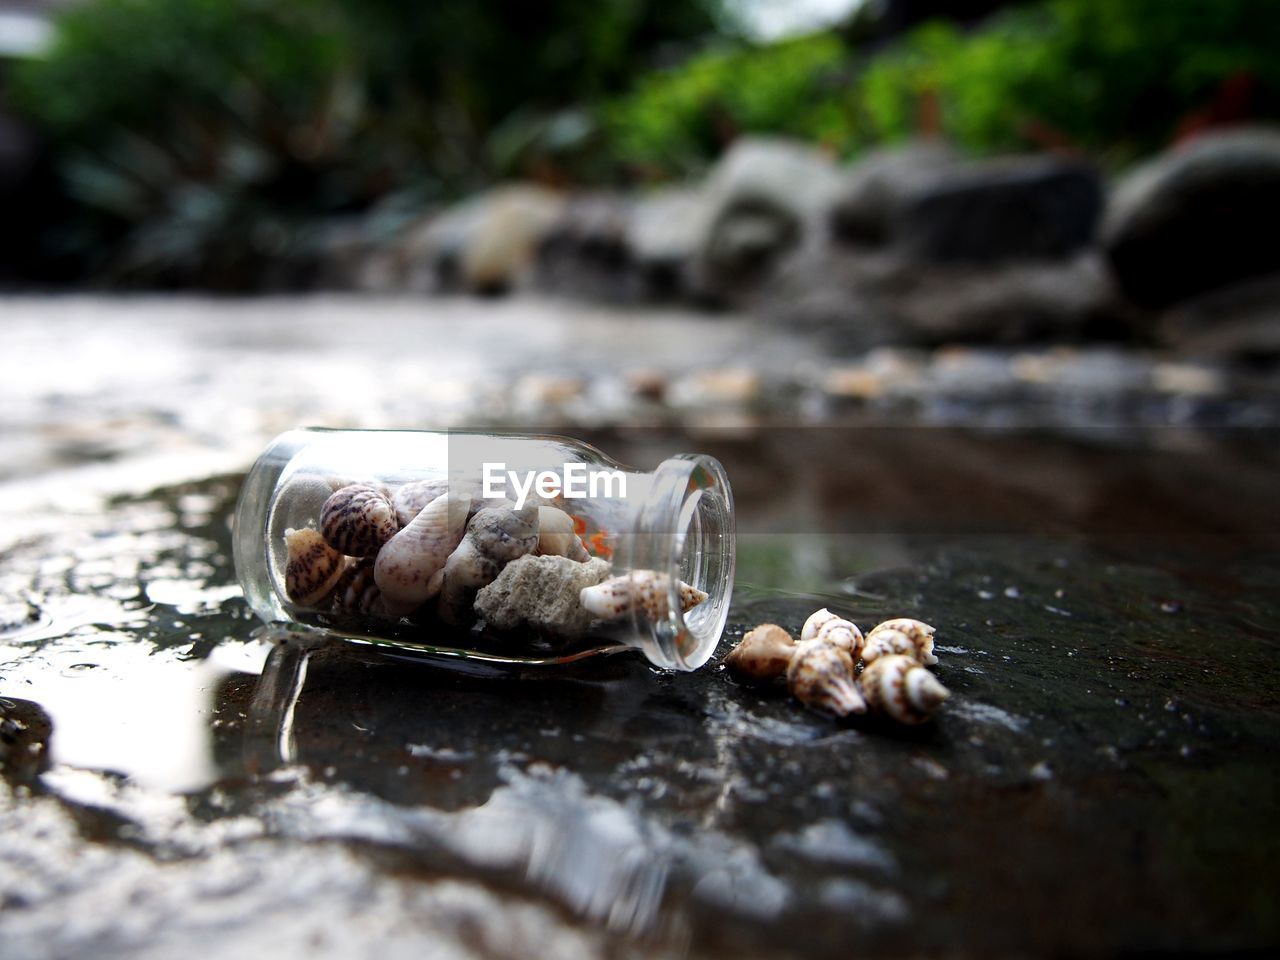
[{"xmin": 233, "ymin": 428, "xmax": 735, "ymax": 670}]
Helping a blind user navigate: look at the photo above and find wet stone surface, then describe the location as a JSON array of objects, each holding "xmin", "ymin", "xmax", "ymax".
[
  {"xmin": 2, "ymin": 428, "xmax": 1279, "ymax": 958},
  {"xmin": 1, "ymin": 297, "xmax": 1279, "ymax": 958}
]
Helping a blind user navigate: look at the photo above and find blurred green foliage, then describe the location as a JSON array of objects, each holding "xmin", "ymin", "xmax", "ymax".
[
  {"xmin": 599, "ymin": 34, "xmax": 855, "ymax": 179},
  {"xmin": 858, "ymin": 0, "xmax": 1280, "ymax": 161}
]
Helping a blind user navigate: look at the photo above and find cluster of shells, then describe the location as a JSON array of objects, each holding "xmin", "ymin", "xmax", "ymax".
[
  {"xmin": 281, "ymin": 477, "xmax": 705, "ymax": 639},
  {"xmin": 724, "ymin": 609, "xmax": 950, "ymax": 725}
]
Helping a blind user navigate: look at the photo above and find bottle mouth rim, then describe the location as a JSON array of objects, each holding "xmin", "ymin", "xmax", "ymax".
[{"xmin": 640, "ymin": 453, "xmax": 736, "ymax": 670}]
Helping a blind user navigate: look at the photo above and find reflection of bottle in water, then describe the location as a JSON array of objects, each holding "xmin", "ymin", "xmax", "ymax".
[{"xmin": 233, "ymin": 429, "xmax": 735, "ymax": 670}]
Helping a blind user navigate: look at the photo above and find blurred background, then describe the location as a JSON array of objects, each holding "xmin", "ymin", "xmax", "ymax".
[{"xmin": 2, "ymin": 3, "xmax": 1280, "ymax": 959}]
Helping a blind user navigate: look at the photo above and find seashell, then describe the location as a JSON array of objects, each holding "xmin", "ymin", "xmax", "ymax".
[
  {"xmin": 859, "ymin": 628, "xmax": 918, "ymax": 665},
  {"xmin": 320, "ymin": 484, "xmax": 400, "ymax": 558},
  {"xmin": 724, "ymin": 623, "xmax": 796, "ymax": 683},
  {"xmin": 579, "ymin": 570, "xmax": 707, "ymax": 621},
  {"xmin": 330, "ymin": 559, "xmax": 384, "ymax": 616},
  {"xmin": 858, "ymin": 654, "xmax": 949, "ymax": 725},
  {"xmin": 437, "ymin": 505, "xmax": 541, "ymax": 625},
  {"xmin": 283, "ymin": 528, "xmax": 347, "ymax": 607},
  {"xmin": 391, "ymin": 478, "xmax": 452, "ymax": 527},
  {"xmin": 375, "ymin": 490, "xmax": 472, "ymax": 617},
  {"xmin": 536, "ymin": 506, "xmax": 590, "ymax": 562},
  {"xmin": 800, "ymin": 607, "xmax": 863, "ymax": 658},
  {"xmin": 786, "ymin": 639, "xmax": 866, "ymax": 717},
  {"xmin": 866, "ymin": 618, "xmax": 937, "ymax": 665}
]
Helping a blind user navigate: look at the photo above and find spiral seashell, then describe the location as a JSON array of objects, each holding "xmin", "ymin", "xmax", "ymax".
[
  {"xmin": 859, "ymin": 654, "xmax": 949, "ymax": 725},
  {"xmin": 724, "ymin": 623, "xmax": 796, "ymax": 683},
  {"xmin": 331, "ymin": 559, "xmax": 384, "ymax": 616},
  {"xmin": 536, "ymin": 506, "xmax": 590, "ymax": 562},
  {"xmin": 800, "ymin": 608, "xmax": 863, "ymax": 658},
  {"xmin": 786, "ymin": 639, "xmax": 866, "ymax": 717},
  {"xmin": 437, "ymin": 505, "xmax": 541, "ymax": 624},
  {"xmin": 859, "ymin": 628, "xmax": 918, "ymax": 665},
  {"xmin": 375, "ymin": 490, "xmax": 472, "ymax": 617},
  {"xmin": 283, "ymin": 527, "xmax": 347, "ymax": 607},
  {"xmin": 866, "ymin": 618, "xmax": 937, "ymax": 665},
  {"xmin": 578, "ymin": 570, "xmax": 707, "ymax": 621},
  {"xmin": 320, "ymin": 484, "xmax": 400, "ymax": 558},
  {"xmin": 391, "ymin": 477, "xmax": 452, "ymax": 527}
]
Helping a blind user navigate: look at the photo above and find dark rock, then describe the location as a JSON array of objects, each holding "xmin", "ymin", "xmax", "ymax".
[
  {"xmin": 1103, "ymin": 127, "xmax": 1280, "ymax": 309},
  {"xmin": 1158, "ymin": 272, "xmax": 1280, "ymax": 358},
  {"xmin": 895, "ymin": 155, "xmax": 1103, "ymax": 262},
  {"xmin": 0, "ymin": 697, "xmax": 51, "ymax": 786},
  {"xmin": 831, "ymin": 140, "xmax": 959, "ymax": 246},
  {"xmin": 833, "ymin": 148, "xmax": 1102, "ymax": 263}
]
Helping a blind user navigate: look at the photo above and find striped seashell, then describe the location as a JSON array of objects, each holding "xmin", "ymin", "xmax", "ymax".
[
  {"xmin": 724, "ymin": 623, "xmax": 796, "ymax": 683},
  {"xmin": 535, "ymin": 506, "xmax": 590, "ymax": 562},
  {"xmin": 578, "ymin": 570, "xmax": 707, "ymax": 621},
  {"xmin": 375, "ymin": 490, "xmax": 472, "ymax": 617},
  {"xmin": 283, "ymin": 527, "xmax": 346, "ymax": 607},
  {"xmin": 859, "ymin": 628, "xmax": 917, "ymax": 665},
  {"xmin": 800, "ymin": 608, "xmax": 863, "ymax": 658},
  {"xmin": 786, "ymin": 638, "xmax": 866, "ymax": 717},
  {"xmin": 320, "ymin": 484, "xmax": 399, "ymax": 558},
  {"xmin": 331, "ymin": 559, "xmax": 384, "ymax": 616},
  {"xmin": 437, "ymin": 505, "xmax": 540, "ymax": 625},
  {"xmin": 858, "ymin": 654, "xmax": 949, "ymax": 725},
  {"xmin": 865, "ymin": 618, "xmax": 937, "ymax": 665}
]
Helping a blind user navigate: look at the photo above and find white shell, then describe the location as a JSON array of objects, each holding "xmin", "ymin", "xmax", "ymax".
[
  {"xmin": 320, "ymin": 484, "xmax": 399, "ymax": 558},
  {"xmin": 786, "ymin": 639, "xmax": 865, "ymax": 716},
  {"xmin": 283, "ymin": 528, "xmax": 347, "ymax": 606},
  {"xmin": 865, "ymin": 618, "xmax": 937, "ymax": 665},
  {"xmin": 859, "ymin": 628, "xmax": 917, "ymax": 665},
  {"xmin": 578, "ymin": 570, "xmax": 707, "ymax": 621},
  {"xmin": 391, "ymin": 478, "xmax": 452, "ymax": 527},
  {"xmin": 535, "ymin": 506, "xmax": 590, "ymax": 562},
  {"xmin": 800, "ymin": 608, "xmax": 863, "ymax": 657},
  {"xmin": 374, "ymin": 490, "xmax": 471, "ymax": 616},
  {"xmin": 859, "ymin": 654, "xmax": 949, "ymax": 724}
]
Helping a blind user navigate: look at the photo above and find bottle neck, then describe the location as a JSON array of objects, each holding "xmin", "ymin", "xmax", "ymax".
[{"xmin": 622, "ymin": 454, "xmax": 735, "ymax": 670}]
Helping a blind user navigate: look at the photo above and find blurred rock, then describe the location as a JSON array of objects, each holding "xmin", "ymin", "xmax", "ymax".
[
  {"xmin": 834, "ymin": 148, "xmax": 1101, "ymax": 262},
  {"xmin": 1103, "ymin": 126, "xmax": 1280, "ymax": 308},
  {"xmin": 830, "ymin": 140, "xmax": 959, "ymax": 246},
  {"xmin": 535, "ymin": 192, "xmax": 635, "ymax": 301},
  {"xmin": 765, "ymin": 247, "xmax": 1125, "ymax": 349},
  {"xmin": 625, "ymin": 186, "xmax": 709, "ymax": 300},
  {"xmin": 895, "ymin": 156, "xmax": 1102, "ymax": 262},
  {"xmin": 1157, "ymin": 272, "xmax": 1280, "ymax": 358},
  {"xmin": 692, "ymin": 137, "xmax": 843, "ymax": 300},
  {"xmin": 399, "ymin": 184, "xmax": 564, "ymax": 295}
]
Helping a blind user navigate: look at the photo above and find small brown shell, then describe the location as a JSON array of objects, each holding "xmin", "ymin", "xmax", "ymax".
[
  {"xmin": 800, "ymin": 608, "xmax": 864, "ymax": 658},
  {"xmin": 320, "ymin": 484, "xmax": 399, "ymax": 558},
  {"xmin": 283, "ymin": 528, "xmax": 347, "ymax": 607},
  {"xmin": 859, "ymin": 654, "xmax": 949, "ymax": 725},
  {"xmin": 866, "ymin": 618, "xmax": 937, "ymax": 665},
  {"xmin": 331, "ymin": 559, "xmax": 384, "ymax": 617},
  {"xmin": 786, "ymin": 639, "xmax": 866, "ymax": 717},
  {"xmin": 724, "ymin": 623, "xmax": 796, "ymax": 683}
]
